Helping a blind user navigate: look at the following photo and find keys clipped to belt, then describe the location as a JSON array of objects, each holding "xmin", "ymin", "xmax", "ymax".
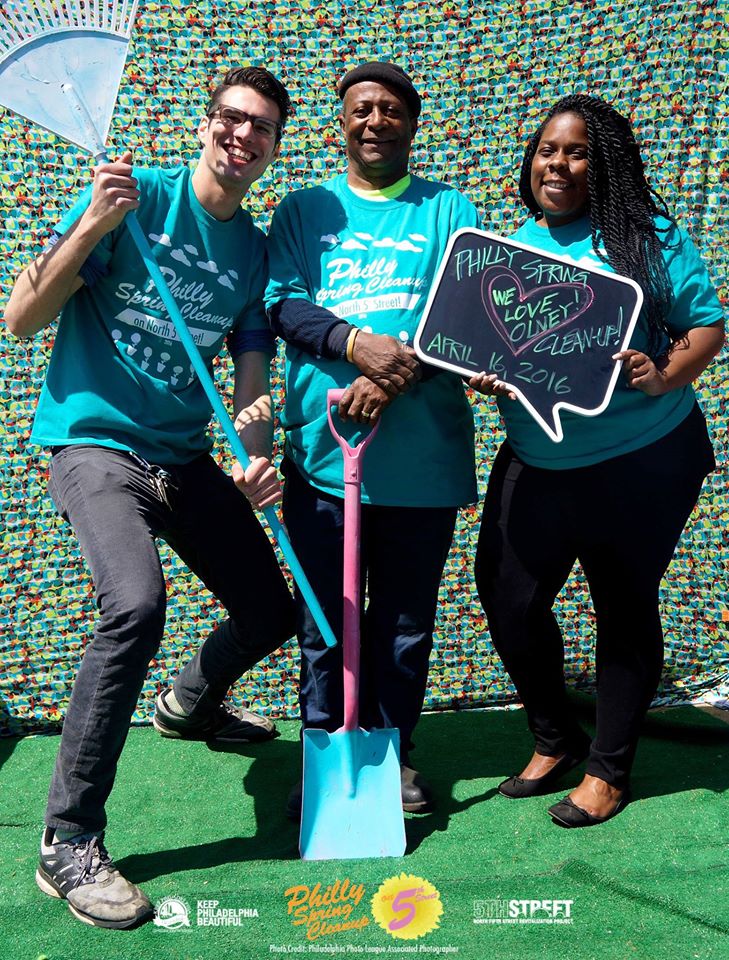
[{"xmin": 128, "ymin": 451, "xmax": 179, "ymax": 509}]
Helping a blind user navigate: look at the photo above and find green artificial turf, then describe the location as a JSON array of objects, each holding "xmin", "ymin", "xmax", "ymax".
[{"xmin": 1, "ymin": 703, "xmax": 727, "ymax": 960}]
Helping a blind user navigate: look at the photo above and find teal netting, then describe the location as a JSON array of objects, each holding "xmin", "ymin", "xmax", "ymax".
[{"xmin": 0, "ymin": 0, "xmax": 727, "ymax": 734}]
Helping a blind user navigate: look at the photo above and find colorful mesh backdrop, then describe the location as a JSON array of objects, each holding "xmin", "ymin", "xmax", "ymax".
[{"xmin": 0, "ymin": 0, "xmax": 727, "ymax": 735}]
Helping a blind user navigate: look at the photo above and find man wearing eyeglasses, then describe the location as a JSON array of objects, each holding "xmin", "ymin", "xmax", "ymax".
[
  {"xmin": 4, "ymin": 66, "xmax": 294, "ymax": 929},
  {"xmin": 266, "ymin": 62, "xmax": 480, "ymax": 820}
]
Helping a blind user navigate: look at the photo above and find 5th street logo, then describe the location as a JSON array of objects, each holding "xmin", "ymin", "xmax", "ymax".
[
  {"xmin": 371, "ymin": 874, "xmax": 442, "ymax": 940},
  {"xmin": 473, "ymin": 899, "xmax": 574, "ymax": 924}
]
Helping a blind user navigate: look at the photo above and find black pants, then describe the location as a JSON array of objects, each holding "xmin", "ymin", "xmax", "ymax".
[
  {"xmin": 45, "ymin": 445, "xmax": 295, "ymax": 834},
  {"xmin": 475, "ymin": 404, "xmax": 715, "ymax": 788}
]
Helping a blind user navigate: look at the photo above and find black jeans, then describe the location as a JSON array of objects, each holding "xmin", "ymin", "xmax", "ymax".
[
  {"xmin": 281, "ymin": 458, "xmax": 458, "ymax": 761},
  {"xmin": 475, "ymin": 404, "xmax": 715, "ymax": 789},
  {"xmin": 45, "ymin": 445, "xmax": 295, "ymax": 834}
]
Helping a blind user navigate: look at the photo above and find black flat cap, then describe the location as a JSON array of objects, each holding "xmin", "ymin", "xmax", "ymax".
[{"xmin": 338, "ymin": 61, "xmax": 421, "ymax": 118}]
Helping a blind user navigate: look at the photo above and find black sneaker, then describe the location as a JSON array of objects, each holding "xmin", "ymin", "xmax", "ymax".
[
  {"xmin": 36, "ymin": 827, "xmax": 153, "ymax": 929},
  {"xmin": 153, "ymin": 689, "xmax": 277, "ymax": 743}
]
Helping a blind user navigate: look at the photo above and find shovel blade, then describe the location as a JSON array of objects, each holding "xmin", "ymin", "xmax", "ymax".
[{"xmin": 300, "ymin": 727, "xmax": 406, "ymax": 861}]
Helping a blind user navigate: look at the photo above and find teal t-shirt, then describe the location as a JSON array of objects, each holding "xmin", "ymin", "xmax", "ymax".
[
  {"xmin": 497, "ymin": 215, "xmax": 724, "ymax": 469},
  {"xmin": 266, "ymin": 174, "xmax": 480, "ymax": 507},
  {"xmin": 31, "ymin": 166, "xmax": 270, "ymax": 465}
]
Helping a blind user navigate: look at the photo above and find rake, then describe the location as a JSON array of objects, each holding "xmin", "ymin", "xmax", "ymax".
[{"xmin": 0, "ymin": 0, "xmax": 337, "ymax": 649}]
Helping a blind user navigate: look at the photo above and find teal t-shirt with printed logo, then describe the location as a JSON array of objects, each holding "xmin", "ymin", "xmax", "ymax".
[
  {"xmin": 31, "ymin": 166, "xmax": 270, "ymax": 465},
  {"xmin": 265, "ymin": 173, "xmax": 480, "ymax": 507},
  {"xmin": 497, "ymin": 216, "xmax": 724, "ymax": 469}
]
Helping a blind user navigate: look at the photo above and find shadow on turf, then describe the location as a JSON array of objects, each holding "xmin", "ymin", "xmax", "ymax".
[
  {"xmin": 113, "ymin": 700, "xmax": 728, "ymax": 876},
  {"xmin": 116, "ymin": 735, "xmax": 302, "ymax": 881}
]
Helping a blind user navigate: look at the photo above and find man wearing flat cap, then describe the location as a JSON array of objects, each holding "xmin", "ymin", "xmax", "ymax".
[{"xmin": 266, "ymin": 61, "xmax": 479, "ymax": 816}]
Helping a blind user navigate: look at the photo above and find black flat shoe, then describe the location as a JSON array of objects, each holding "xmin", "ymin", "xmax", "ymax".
[
  {"xmin": 548, "ymin": 788, "xmax": 630, "ymax": 828},
  {"xmin": 498, "ymin": 743, "xmax": 591, "ymax": 799}
]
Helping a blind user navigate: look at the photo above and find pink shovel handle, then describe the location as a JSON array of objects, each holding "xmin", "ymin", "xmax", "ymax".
[
  {"xmin": 327, "ymin": 389, "xmax": 379, "ymax": 732},
  {"xmin": 326, "ymin": 389, "xmax": 380, "ymax": 483}
]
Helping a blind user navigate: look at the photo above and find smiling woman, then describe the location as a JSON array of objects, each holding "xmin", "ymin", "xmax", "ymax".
[
  {"xmin": 470, "ymin": 94, "xmax": 724, "ymax": 830},
  {"xmin": 529, "ymin": 112, "xmax": 589, "ymax": 226}
]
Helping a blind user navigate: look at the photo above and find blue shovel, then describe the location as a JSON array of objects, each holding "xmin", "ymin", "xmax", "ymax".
[{"xmin": 299, "ymin": 390, "xmax": 406, "ymax": 861}]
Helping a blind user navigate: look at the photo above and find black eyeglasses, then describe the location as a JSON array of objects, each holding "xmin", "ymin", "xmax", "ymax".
[{"xmin": 207, "ymin": 105, "xmax": 280, "ymax": 139}]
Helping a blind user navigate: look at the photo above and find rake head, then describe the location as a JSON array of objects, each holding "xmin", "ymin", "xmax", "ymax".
[{"xmin": 0, "ymin": 0, "xmax": 140, "ymax": 153}]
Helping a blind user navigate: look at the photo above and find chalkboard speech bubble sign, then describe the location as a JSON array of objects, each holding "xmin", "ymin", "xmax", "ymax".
[{"xmin": 414, "ymin": 228, "xmax": 644, "ymax": 442}]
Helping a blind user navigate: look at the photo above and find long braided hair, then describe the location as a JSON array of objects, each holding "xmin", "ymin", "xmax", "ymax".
[{"xmin": 518, "ymin": 95, "xmax": 676, "ymax": 356}]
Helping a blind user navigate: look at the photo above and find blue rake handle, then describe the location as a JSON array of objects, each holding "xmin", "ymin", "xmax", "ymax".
[
  {"xmin": 61, "ymin": 84, "xmax": 336, "ymax": 647},
  {"xmin": 122, "ymin": 216, "xmax": 336, "ymax": 648}
]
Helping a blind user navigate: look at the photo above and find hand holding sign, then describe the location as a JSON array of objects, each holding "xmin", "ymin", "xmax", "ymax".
[
  {"xmin": 468, "ymin": 371, "xmax": 516, "ymax": 400},
  {"xmin": 613, "ymin": 348, "xmax": 668, "ymax": 395},
  {"xmin": 414, "ymin": 229, "xmax": 643, "ymax": 442}
]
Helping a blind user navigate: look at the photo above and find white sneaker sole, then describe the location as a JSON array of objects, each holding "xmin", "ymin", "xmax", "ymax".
[
  {"xmin": 36, "ymin": 867, "xmax": 153, "ymax": 929},
  {"xmin": 35, "ymin": 868, "xmax": 63, "ymax": 899}
]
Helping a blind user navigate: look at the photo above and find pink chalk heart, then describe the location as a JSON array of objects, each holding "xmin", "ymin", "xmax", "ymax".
[{"xmin": 480, "ymin": 266, "xmax": 594, "ymax": 357}]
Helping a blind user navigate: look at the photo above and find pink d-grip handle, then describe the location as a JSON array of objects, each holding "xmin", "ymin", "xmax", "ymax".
[{"xmin": 326, "ymin": 389, "xmax": 379, "ymax": 732}]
